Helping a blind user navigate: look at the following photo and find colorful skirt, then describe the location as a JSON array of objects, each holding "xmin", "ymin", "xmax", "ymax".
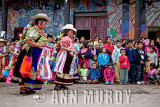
[
  {"xmin": 20, "ymin": 47, "xmax": 43, "ymax": 91},
  {"xmin": 54, "ymin": 53, "xmax": 73, "ymax": 86}
]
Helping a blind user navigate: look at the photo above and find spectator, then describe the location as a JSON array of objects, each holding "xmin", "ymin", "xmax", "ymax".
[
  {"xmin": 147, "ymin": 63, "xmax": 158, "ymax": 85},
  {"xmin": 135, "ymin": 41, "xmax": 147, "ymax": 84},
  {"xmin": 145, "ymin": 39, "xmax": 159, "ymax": 57},
  {"xmin": 104, "ymin": 63, "xmax": 115, "ymax": 85},
  {"xmin": 98, "ymin": 47, "xmax": 110, "ymax": 82},
  {"xmin": 112, "ymin": 40, "xmax": 123, "ymax": 83},
  {"xmin": 104, "ymin": 37, "xmax": 114, "ymax": 57},
  {"xmin": 119, "ymin": 49, "xmax": 130, "ymax": 85},
  {"xmin": 87, "ymin": 62, "xmax": 100, "ymax": 84},
  {"xmin": 147, "ymin": 46, "xmax": 158, "ymax": 67},
  {"xmin": 125, "ymin": 40, "xmax": 136, "ymax": 83}
]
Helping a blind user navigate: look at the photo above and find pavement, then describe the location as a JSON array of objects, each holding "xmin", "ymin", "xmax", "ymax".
[{"xmin": 0, "ymin": 82, "xmax": 160, "ymax": 107}]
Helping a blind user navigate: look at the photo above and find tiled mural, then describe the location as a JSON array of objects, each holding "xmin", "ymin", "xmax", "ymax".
[
  {"xmin": 107, "ymin": 0, "xmax": 122, "ymax": 40},
  {"xmin": 129, "ymin": 0, "xmax": 135, "ymax": 40},
  {"xmin": 7, "ymin": 0, "xmax": 64, "ymax": 38},
  {"xmin": 122, "ymin": 2, "xmax": 129, "ymax": 39},
  {"xmin": 4, "ymin": 0, "xmax": 160, "ymax": 39},
  {"xmin": 70, "ymin": 0, "xmax": 107, "ymax": 23},
  {"xmin": 146, "ymin": 1, "xmax": 160, "ymax": 27}
]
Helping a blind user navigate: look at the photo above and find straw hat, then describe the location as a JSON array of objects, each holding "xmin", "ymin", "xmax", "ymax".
[
  {"xmin": 32, "ymin": 13, "xmax": 51, "ymax": 23},
  {"xmin": 61, "ymin": 24, "xmax": 77, "ymax": 32},
  {"xmin": 0, "ymin": 39, "xmax": 5, "ymax": 42}
]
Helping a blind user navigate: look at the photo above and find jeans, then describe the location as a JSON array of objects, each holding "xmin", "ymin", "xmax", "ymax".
[
  {"xmin": 148, "ymin": 75, "xmax": 156, "ymax": 81},
  {"xmin": 128, "ymin": 61, "xmax": 135, "ymax": 82},
  {"xmin": 120, "ymin": 68, "xmax": 128, "ymax": 84},
  {"xmin": 156, "ymin": 76, "xmax": 160, "ymax": 83},
  {"xmin": 135, "ymin": 63, "xmax": 144, "ymax": 82}
]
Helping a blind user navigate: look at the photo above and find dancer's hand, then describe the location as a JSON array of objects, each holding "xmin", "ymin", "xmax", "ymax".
[
  {"xmin": 72, "ymin": 50, "xmax": 76, "ymax": 53},
  {"xmin": 40, "ymin": 43, "xmax": 46, "ymax": 47}
]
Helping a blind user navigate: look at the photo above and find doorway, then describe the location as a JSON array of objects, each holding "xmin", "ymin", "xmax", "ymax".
[
  {"xmin": 14, "ymin": 27, "xmax": 23, "ymax": 38},
  {"xmin": 148, "ymin": 27, "xmax": 160, "ymax": 39},
  {"xmin": 77, "ymin": 30, "xmax": 90, "ymax": 40},
  {"xmin": 74, "ymin": 12, "xmax": 107, "ymax": 40}
]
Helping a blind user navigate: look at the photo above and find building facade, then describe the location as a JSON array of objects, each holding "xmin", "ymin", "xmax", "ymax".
[{"xmin": 0, "ymin": 0, "xmax": 160, "ymax": 40}]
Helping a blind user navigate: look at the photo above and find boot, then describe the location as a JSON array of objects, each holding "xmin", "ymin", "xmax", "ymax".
[
  {"xmin": 154, "ymin": 80, "xmax": 159, "ymax": 85},
  {"xmin": 147, "ymin": 80, "xmax": 152, "ymax": 84}
]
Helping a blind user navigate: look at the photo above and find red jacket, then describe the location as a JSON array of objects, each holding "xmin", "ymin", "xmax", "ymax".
[
  {"xmin": 119, "ymin": 56, "xmax": 130, "ymax": 69},
  {"xmin": 104, "ymin": 43, "xmax": 114, "ymax": 57}
]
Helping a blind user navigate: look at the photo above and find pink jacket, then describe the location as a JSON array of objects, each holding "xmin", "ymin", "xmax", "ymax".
[
  {"xmin": 145, "ymin": 46, "xmax": 159, "ymax": 57},
  {"xmin": 148, "ymin": 69, "xmax": 156, "ymax": 76},
  {"xmin": 104, "ymin": 68, "xmax": 115, "ymax": 80}
]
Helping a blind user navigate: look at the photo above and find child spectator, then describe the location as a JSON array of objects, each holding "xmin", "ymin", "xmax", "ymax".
[
  {"xmin": 98, "ymin": 47, "xmax": 110, "ymax": 82},
  {"xmin": 93, "ymin": 55, "xmax": 99, "ymax": 68},
  {"xmin": 144, "ymin": 56, "xmax": 151, "ymax": 84},
  {"xmin": 135, "ymin": 41, "xmax": 147, "ymax": 84},
  {"xmin": 74, "ymin": 38, "xmax": 81, "ymax": 53},
  {"xmin": 119, "ymin": 49, "xmax": 130, "ymax": 85},
  {"xmin": 125, "ymin": 40, "xmax": 135, "ymax": 83},
  {"xmin": 46, "ymin": 34, "xmax": 54, "ymax": 49},
  {"xmin": 147, "ymin": 63, "xmax": 158, "ymax": 85},
  {"xmin": 79, "ymin": 62, "xmax": 88, "ymax": 83},
  {"xmin": 147, "ymin": 46, "xmax": 158, "ymax": 67},
  {"xmin": 104, "ymin": 63, "xmax": 115, "ymax": 85},
  {"xmin": 87, "ymin": 62, "xmax": 100, "ymax": 84},
  {"xmin": 46, "ymin": 34, "xmax": 55, "ymax": 69},
  {"xmin": 112, "ymin": 40, "xmax": 123, "ymax": 83}
]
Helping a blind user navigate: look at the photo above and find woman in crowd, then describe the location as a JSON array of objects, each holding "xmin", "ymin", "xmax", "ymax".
[
  {"xmin": 145, "ymin": 39, "xmax": 159, "ymax": 57},
  {"xmin": 78, "ymin": 41, "xmax": 91, "ymax": 69}
]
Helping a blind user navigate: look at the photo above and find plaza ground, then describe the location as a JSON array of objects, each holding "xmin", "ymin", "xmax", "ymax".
[{"xmin": 0, "ymin": 82, "xmax": 160, "ymax": 107}]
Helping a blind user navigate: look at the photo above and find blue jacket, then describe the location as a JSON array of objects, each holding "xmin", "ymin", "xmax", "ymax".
[
  {"xmin": 89, "ymin": 68, "xmax": 100, "ymax": 80},
  {"xmin": 125, "ymin": 47, "xmax": 135, "ymax": 62},
  {"xmin": 134, "ymin": 48, "xmax": 147, "ymax": 63},
  {"xmin": 98, "ymin": 53, "xmax": 110, "ymax": 67}
]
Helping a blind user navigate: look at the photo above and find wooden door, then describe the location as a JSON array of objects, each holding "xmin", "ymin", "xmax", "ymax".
[
  {"xmin": 75, "ymin": 16, "xmax": 107, "ymax": 40},
  {"xmin": 97, "ymin": 17, "xmax": 107, "ymax": 40}
]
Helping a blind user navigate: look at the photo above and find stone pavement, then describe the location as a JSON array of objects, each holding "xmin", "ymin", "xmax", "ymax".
[{"xmin": 0, "ymin": 82, "xmax": 160, "ymax": 107}]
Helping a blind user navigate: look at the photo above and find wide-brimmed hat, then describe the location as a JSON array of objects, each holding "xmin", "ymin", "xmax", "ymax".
[
  {"xmin": 0, "ymin": 39, "xmax": 5, "ymax": 42},
  {"xmin": 61, "ymin": 24, "xmax": 77, "ymax": 32},
  {"xmin": 32, "ymin": 13, "xmax": 51, "ymax": 23}
]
